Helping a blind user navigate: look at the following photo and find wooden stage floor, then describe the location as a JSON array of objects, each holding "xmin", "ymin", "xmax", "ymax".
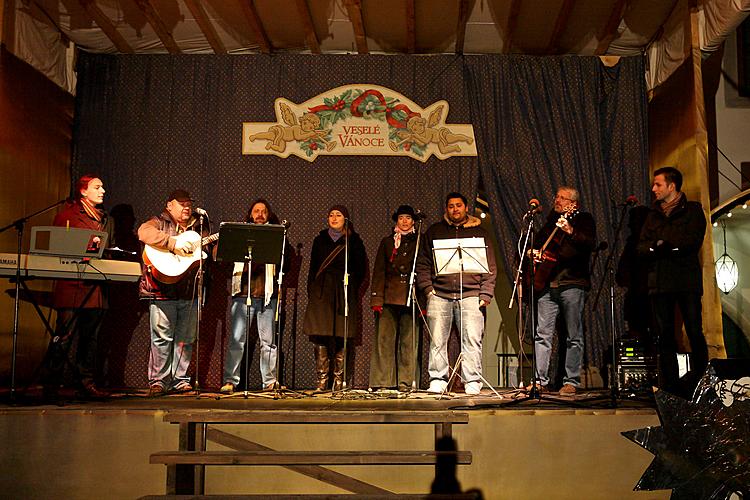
[{"xmin": 1, "ymin": 385, "xmax": 657, "ymax": 412}]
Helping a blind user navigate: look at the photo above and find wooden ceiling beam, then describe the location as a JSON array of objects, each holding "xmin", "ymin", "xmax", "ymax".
[
  {"xmin": 595, "ymin": 0, "xmax": 628, "ymax": 55},
  {"xmin": 344, "ymin": 0, "xmax": 368, "ymax": 54},
  {"xmin": 405, "ymin": 0, "xmax": 416, "ymax": 54},
  {"xmin": 455, "ymin": 0, "xmax": 470, "ymax": 55},
  {"xmin": 132, "ymin": 0, "xmax": 180, "ymax": 53},
  {"xmin": 501, "ymin": 0, "xmax": 521, "ymax": 54},
  {"xmin": 76, "ymin": 1, "xmax": 131, "ymax": 52},
  {"xmin": 294, "ymin": 0, "xmax": 320, "ymax": 54},
  {"xmin": 183, "ymin": 0, "xmax": 226, "ymax": 54},
  {"xmin": 545, "ymin": 0, "xmax": 575, "ymax": 54},
  {"xmin": 237, "ymin": 0, "xmax": 271, "ymax": 53}
]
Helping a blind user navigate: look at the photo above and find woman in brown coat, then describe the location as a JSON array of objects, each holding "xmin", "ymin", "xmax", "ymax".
[{"xmin": 303, "ymin": 205, "xmax": 367, "ymax": 391}]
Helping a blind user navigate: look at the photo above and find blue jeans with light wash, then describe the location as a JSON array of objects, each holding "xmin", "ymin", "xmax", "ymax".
[
  {"xmin": 224, "ymin": 296, "xmax": 278, "ymax": 387},
  {"xmin": 426, "ymin": 295, "xmax": 485, "ymax": 385},
  {"xmin": 148, "ymin": 299, "xmax": 197, "ymax": 389},
  {"xmin": 533, "ymin": 287, "xmax": 585, "ymax": 387}
]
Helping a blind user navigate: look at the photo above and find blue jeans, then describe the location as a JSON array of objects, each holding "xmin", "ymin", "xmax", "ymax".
[
  {"xmin": 148, "ymin": 299, "xmax": 197, "ymax": 388},
  {"xmin": 224, "ymin": 296, "xmax": 278, "ymax": 387},
  {"xmin": 534, "ymin": 287, "xmax": 585, "ymax": 387},
  {"xmin": 426, "ymin": 295, "xmax": 485, "ymax": 384}
]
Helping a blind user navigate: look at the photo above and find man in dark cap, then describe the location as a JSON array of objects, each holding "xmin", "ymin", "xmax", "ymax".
[
  {"xmin": 369, "ymin": 204, "xmax": 424, "ymax": 391},
  {"xmin": 138, "ymin": 189, "xmax": 210, "ymax": 396}
]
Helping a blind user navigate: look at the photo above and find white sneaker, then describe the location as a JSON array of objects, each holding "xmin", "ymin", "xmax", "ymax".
[
  {"xmin": 465, "ymin": 381, "xmax": 482, "ymax": 395},
  {"xmin": 428, "ymin": 379, "xmax": 448, "ymax": 394}
]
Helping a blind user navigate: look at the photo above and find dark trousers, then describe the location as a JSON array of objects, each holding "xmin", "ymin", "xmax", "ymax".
[
  {"xmin": 43, "ymin": 308, "xmax": 105, "ymax": 388},
  {"xmin": 650, "ymin": 292, "xmax": 708, "ymax": 395},
  {"xmin": 369, "ymin": 304, "xmax": 417, "ymax": 389}
]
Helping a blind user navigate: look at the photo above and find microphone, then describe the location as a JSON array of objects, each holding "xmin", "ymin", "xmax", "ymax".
[
  {"xmin": 624, "ymin": 195, "xmax": 638, "ymax": 206},
  {"xmin": 526, "ymin": 198, "xmax": 542, "ymax": 215},
  {"xmin": 194, "ymin": 207, "xmax": 208, "ymax": 216},
  {"xmin": 281, "ymin": 219, "xmax": 291, "ymax": 227},
  {"xmin": 413, "ymin": 209, "xmax": 427, "ymax": 220}
]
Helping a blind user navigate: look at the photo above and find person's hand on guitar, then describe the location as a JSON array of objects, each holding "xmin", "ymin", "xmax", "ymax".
[
  {"xmin": 556, "ymin": 216, "xmax": 574, "ymax": 235},
  {"xmin": 173, "ymin": 239, "xmax": 194, "ymax": 257},
  {"xmin": 527, "ymin": 249, "xmax": 544, "ymax": 263}
]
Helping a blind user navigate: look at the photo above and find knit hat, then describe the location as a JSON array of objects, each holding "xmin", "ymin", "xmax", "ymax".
[
  {"xmin": 391, "ymin": 204, "xmax": 416, "ymax": 221},
  {"xmin": 328, "ymin": 204, "xmax": 350, "ymax": 220}
]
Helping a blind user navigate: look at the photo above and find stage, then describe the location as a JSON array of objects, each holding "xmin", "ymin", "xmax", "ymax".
[{"xmin": 0, "ymin": 387, "xmax": 666, "ymax": 499}]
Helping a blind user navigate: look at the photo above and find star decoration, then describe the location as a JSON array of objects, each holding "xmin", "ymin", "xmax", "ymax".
[{"xmin": 622, "ymin": 363, "xmax": 750, "ymax": 499}]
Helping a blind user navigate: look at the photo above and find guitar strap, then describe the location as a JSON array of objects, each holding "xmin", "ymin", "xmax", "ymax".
[{"xmin": 315, "ymin": 244, "xmax": 345, "ymax": 280}]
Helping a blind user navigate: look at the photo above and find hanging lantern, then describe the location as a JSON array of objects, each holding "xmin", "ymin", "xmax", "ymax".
[{"xmin": 715, "ymin": 220, "xmax": 738, "ymax": 294}]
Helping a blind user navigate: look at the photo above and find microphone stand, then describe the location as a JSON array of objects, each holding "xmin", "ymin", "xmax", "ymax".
[
  {"xmin": 339, "ymin": 218, "xmax": 351, "ymax": 392},
  {"xmin": 508, "ymin": 210, "xmax": 540, "ymax": 398},
  {"xmin": 590, "ymin": 202, "xmax": 631, "ymax": 405},
  {"xmin": 194, "ymin": 213, "xmax": 207, "ymax": 397},
  {"xmin": 0, "ymin": 198, "xmax": 66, "ymax": 402},
  {"xmin": 406, "ymin": 218, "xmax": 424, "ymax": 392}
]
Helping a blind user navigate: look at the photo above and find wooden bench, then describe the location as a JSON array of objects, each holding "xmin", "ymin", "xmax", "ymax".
[{"xmin": 151, "ymin": 410, "xmax": 471, "ymax": 495}]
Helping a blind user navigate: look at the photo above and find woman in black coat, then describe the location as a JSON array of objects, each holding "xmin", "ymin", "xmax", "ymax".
[{"xmin": 303, "ymin": 205, "xmax": 367, "ymax": 391}]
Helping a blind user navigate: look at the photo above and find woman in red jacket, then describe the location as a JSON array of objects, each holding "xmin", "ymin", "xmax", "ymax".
[{"xmin": 44, "ymin": 174, "xmax": 112, "ymax": 399}]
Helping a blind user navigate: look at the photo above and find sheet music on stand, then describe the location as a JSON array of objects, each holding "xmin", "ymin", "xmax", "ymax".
[{"xmin": 433, "ymin": 237, "xmax": 490, "ymax": 275}]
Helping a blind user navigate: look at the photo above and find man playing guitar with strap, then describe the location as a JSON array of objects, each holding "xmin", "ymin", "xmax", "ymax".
[
  {"xmin": 138, "ymin": 189, "xmax": 212, "ymax": 396},
  {"xmin": 528, "ymin": 186, "xmax": 596, "ymax": 396}
]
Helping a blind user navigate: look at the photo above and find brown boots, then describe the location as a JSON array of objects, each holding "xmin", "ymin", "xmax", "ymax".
[
  {"xmin": 314, "ymin": 344, "xmax": 346, "ymax": 392},
  {"xmin": 314, "ymin": 344, "xmax": 329, "ymax": 392},
  {"xmin": 332, "ymin": 347, "xmax": 345, "ymax": 391}
]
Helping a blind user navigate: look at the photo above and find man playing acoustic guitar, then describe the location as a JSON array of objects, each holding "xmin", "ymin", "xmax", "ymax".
[
  {"xmin": 528, "ymin": 186, "xmax": 596, "ymax": 396},
  {"xmin": 138, "ymin": 189, "xmax": 212, "ymax": 396}
]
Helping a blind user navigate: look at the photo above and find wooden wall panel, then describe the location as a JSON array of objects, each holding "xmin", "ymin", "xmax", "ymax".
[{"xmin": 0, "ymin": 45, "xmax": 73, "ymax": 383}]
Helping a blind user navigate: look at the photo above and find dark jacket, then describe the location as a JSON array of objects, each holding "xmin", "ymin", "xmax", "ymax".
[
  {"xmin": 533, "ymin": 209, "xmax": 596, "ymax": 289},
  {"xmin": 303, "ymin": 228, "xmax": 367, "ymax": 339},
  {"xmin": 416, "ymin": 215, "xmax": 497, "ymax": 304},
  {"xmin": 137, "ymin": 211, "xmax": 206, "ymax": 300},
  {"xmin": 52, "ymin": 201, "xmax": 113, "ymax": 309},
  {"xmin": 370, "ymin": 231, "xmax": 422, "ymax": 308},
  {"xmin": 636, "ymin": 194, "xmax": 706, "ymax": 295}
]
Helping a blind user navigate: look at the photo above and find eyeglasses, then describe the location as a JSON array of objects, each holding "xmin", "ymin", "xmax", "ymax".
[{"xmin": 555, "ymin": 194, "xmax": 575, "ymax": 202}]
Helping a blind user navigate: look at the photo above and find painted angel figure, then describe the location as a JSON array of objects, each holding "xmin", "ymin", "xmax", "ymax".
[
  {"xmin": 248, "ymin": 103, "xmax": 336, "ymax": 153},
  {"xmin": 389, "ymin": 105, "xmax": 473, "ymax": 154}
]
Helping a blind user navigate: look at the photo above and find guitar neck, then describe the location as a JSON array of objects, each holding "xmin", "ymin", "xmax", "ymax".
[
  {"xmin": 539, "ymin": 227, "xmax": 559, "ymax": 253},
  {"xmin": 201, "ymin": 233, "xmax": 220, "ymax": 246}
]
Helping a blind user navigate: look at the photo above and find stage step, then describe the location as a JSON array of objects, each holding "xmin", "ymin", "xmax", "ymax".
[{"xmin": 151, "ymin": 450, "xmax": 472, "ymax": 466}]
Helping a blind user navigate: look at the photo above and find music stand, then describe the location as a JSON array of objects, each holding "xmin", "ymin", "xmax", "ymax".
[
  {"xmin": 216, "ymin": 222, "xmax": 285, "ymax": 398},
  {"xmin": 432, "ymin": 237, "xmax": 501, "ymax": 399}
]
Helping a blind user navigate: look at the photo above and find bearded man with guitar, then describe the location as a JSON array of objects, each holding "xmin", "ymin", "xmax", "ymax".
[
  {"xmin": 138, "ymin": 189, "xmax": 214, "ymax": 396},
  {"xmin": 528, "ymin": 186, "xmax": 596, "ymax": 396}
]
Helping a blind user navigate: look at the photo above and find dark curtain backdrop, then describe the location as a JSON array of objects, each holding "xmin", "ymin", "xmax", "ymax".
[
  {"xmin": 72, "ymin": 53, "xmax": 648, "ymax": 390},
  {"xmin": 72, "ymin": 54, "xmax": 479, "ymax": 389},
  {"xmin": 464, "ymin": 56, "xmax": 649, "ymax": 378}
]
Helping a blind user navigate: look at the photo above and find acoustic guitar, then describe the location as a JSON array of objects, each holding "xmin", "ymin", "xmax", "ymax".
[
  {"xmin": 143, "ymin": 230, "xmax": 218, "ymax": 284},
  {"xmin": 532, "ymin": 208, "xmax": 579, "ymax": 292}
]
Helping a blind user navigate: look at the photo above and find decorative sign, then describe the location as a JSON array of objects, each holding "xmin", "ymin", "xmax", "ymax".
[{"xmin": 242, "ymin": 84, "xmax": 476, "ymax": 163}]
